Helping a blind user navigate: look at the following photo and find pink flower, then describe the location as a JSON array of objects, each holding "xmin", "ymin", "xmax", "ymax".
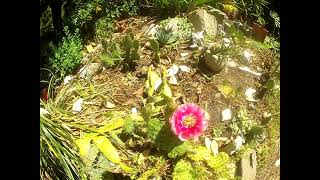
[{"xmin": 169, "ymin": 103, "xmax": 208, "ymax": 141}]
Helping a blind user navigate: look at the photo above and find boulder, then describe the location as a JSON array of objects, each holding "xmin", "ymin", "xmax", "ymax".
[
  {"xmin": 188, "ymin": 8, "xmax": 218, "ymax": 37},
  {"xmin": 207, "ymin": 7, "xmax": 228, "ymax": 25}
]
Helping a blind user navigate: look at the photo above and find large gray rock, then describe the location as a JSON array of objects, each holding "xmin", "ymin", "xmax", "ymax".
[
  {"xmin": 188, "ymin": 8, "xmax": 218, "ymax": 37},
  {"xmin": 207, "ymin": 7, "xmax": 228, "ymax": 25},
  {"xmin": 236, "ymin": 149, "xmax": 257, "ymax": 180}
]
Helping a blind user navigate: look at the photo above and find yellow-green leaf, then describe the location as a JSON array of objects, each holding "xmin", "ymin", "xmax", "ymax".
[
  {"xmin": 75, "ymin": 138, "xmax": 91, "ymax": 157},
  {"xmin": 162, "ymin": 83, "xmax": 172, "ymax": 99},
  {"xmin": 97, "ymin": 118, "xmax": 125, "ymax": 133},
  {"xmin": 93, "ymin": 136, "xmax": 120, "ymax": 164},
  {"xmin": 120, "ymin": 162, "xmax": 137, "ymax": 174}
]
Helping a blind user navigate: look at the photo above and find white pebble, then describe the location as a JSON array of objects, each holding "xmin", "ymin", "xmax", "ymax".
[
  {"xmin": 245, "ymin": 88, "xmax": 257, "ymax": 102},
  {"xmin": 221, "ymin": 109, "xmax": 232, "ymax": 121},
  {"xmin": 72, "ymin": 98, "xmax": 84, "ymax": 113}
]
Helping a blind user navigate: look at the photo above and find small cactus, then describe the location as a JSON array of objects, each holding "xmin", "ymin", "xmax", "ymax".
[
  {"xmin": 149, "ymin": 39, "xmax": 160, "ymax": 63},
  {"xmin": 120, "ymin": 33, "xmax": 140, "ymax": 70}
]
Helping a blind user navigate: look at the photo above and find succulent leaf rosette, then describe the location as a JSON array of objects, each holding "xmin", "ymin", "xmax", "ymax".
[{"xmin": 169, "ymin": 103, "xmax": 208, "ymax": 141}]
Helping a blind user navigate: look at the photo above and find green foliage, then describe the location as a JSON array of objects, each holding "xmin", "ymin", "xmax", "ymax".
[
  {"xmin": 40, "ymin": 115, "xmax": 85, "ymax": 180},
  {"xmin": 49, "ymin": 28, "xmax": 83, "ymax": 81},
  {"xmin": 40, "ymin": 7, "xmax": 54, "ymax": 37},
  {"xmin": 137, "ymin": 156, "xmax": 166, "ymax": 180},
  {"xmin": 149, "ymin": 39, "xmax": 160, "ymax": 63},
  {"xmin": 245, "ymin": 125, "xmax": 266, "ymax": 143},
  {"xmin": 155, "ymin": 25, "xmax": 178, "ymax": 46},
  {"xmin": 172, "ymin": 159, "xmax": 194, "ymax": 180},
  {"xmin": 65, "ymin": 0, "xmax": 138, "ymax": 33},
  {"xmin": 229, "ymin": 108, "xmax": 254, "ymax": 136},
  {"xmin": 173, "ymin": 159, "xmax": 208, "ymax": 180},
  {"xmin": 144, "ymin": 0, "xmax": 193, "ymax": 15},
  {"xmin": 187, "ymin": 145, "xmax": 211, "ymax": 161},
  {"xmin": 156, "ymin": 17, "xmax": 192, "ymax": 45},
  {"xmin": 94, "ymin": 16, "xmax": 114, "ymax": 40},
  {"xmin": 100, "ymin": 42, "xmax": 124, "ymax": 67},
  {"xmin": 168, "ymin": 141, "xmax": 190, "ymax": 158},
  {"xmin": 206, "ymin": 152, "xmax": 231, "ymax": 179},
  {"xmin": 232, "ymin": 0, "xmax": 270, "ymax": 21},
  {"xmin": 147, "ymin": 118, "xmax": 163, "ymax": 141},
  {"xmin": 119, "ymin": 32, "xmax": 140, "ymax": 70}
]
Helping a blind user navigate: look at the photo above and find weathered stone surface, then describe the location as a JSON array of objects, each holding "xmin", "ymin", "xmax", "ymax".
[
  {"xmin": 79, "ymin": 63, "xmax": 103, "ymax": 79},
  {"xmin": 204, "ymin": 50, "xmax": 226, "ymax": 73},
  {"xmin": 236, "ymin": 149, "xmax": 257, "ymax": 180},
  {"xmin": 207, "ymin": 7, "xmax": 228, "ymax": 25},
  {"xmin": 188, "ymin": 8, "xmax": 218, "ymax": 36}
]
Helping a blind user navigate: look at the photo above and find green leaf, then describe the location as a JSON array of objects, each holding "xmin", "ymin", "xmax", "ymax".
[
  {"xmin": 119, "ymin": 162, "xmax": 137, "ymax": 174},
  {"xmin": 146, "ymin": 67, "xmax": 162, "ymax": 97},
  {"xmin": 97, "ymin": 118, "xmax": 125, "ymax": 133},
  {"xmin": 168, "ymin": 142, "xmax": 189, "ymax": 158},
  {"xmin": 93, "ymin": 136, "xmax": 121, "ymax": 164},
  {"xmin": 162, "ymin": 83, "xmax": 172, "ymax": 99},
  {"xmin": 147, "ymin": 118, "xmax": 163, "ymax": 141},
  {"xmin": 75, "ymin": 138, "xmax": 91, "ymax": 157}
]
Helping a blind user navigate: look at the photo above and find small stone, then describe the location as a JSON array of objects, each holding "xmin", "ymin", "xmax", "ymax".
[
  {"xmin": 72, "ymin": 98, "xmax": 84, "ymax": 113},
  {"xmin": 205, "ymin": 137, "xmax": 212, "ymax": 150},
  {"xmin": 245, "ymin": 88, "xmax": 257, "ymax": 102},
  {"xmin": 167, "ymin": 65, "xmax": 179, "ymax": 77},
  {"xmin": 237, "ymin": 149, "xmax": 257, "ymax": 180},
  {"xmin": 215, "ymin": 93, "xmax": 222, "ymax": 99},
  {"xmin": 105, "ymin": 102, "xmax": 116, "ymax": 109},
  {"xmin": 263, "ymin": 112, "xmax": 272, "ymax": 118},
  {"xmin": 227, "ymin": 60, "xmax": 237, "ymax": 68},
  {"xmin": 168, "ymin": 76, "xmax": 178, "ymax": 85},
  {"xmin": 238, "ymin": 66, "xmax": 261, "ymax": 77},
  {"xmin": 86, "ymin": 45, "xmax": 94, "ymax": 53},
  {"xmin": 63, "ymin": 75, "xmax": 73, "ymax": 85},
  {"xmin": 180, "ymin": 52, "xmax": 189, "ymax": 58},
  {"xmin": 221, "ymin": 108, "xmax": 232, "ymax": 121},
  {"xmin": 131, "ymin": 107, "xmax": 138, "ymax": 114},
  {"xmin": 145, "ymin": 42, "xmax": 151, "ymax": 49},
  {"xmin": 275, "ymin": 158, "xmax": 280, "ymax": 167},
  {"xmin": 243, "ymin": 50, "xmax": 254, "ymax": 62},
  {"xmin": 40, "ymin": 108, "xmax": 50, "ymax": 117},
  {"xmin": 179, "ymin": 65, "xmax": 191, "ymax": 72},
  {"xmin": 210, "ymin": 139, "xmax": 219, "ymax": 156},
  {"xmin": 223, "ymin": 38, "xmax": 231, "ymax": 47}
]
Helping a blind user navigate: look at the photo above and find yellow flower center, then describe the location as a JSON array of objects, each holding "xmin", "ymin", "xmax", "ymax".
[{"xmin": 182, "ymin": 115, "xmax": 197, "ymax": 128}]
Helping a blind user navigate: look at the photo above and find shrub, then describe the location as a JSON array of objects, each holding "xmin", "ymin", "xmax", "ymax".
[{"xmin": 49, "ymin": 28, "xmax": 83, "ymax": 81}]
